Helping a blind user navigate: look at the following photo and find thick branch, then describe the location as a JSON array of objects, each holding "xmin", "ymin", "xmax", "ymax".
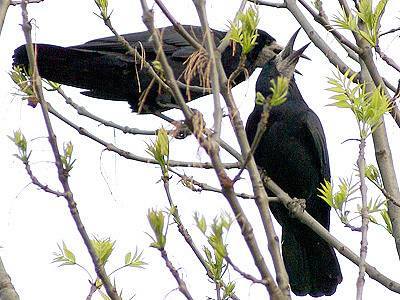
[
  {"xmin": 0, "ymin": 0, "xmax": 10, "ymax": 35},
  {"xmin": 0, "ymin": 257, "xmax": 19, "ymax": 300}
]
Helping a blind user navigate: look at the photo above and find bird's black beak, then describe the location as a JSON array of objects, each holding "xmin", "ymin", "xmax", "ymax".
[{"xmin": 275, "ymin": 29, "xmax": 310, "ymax": 78}]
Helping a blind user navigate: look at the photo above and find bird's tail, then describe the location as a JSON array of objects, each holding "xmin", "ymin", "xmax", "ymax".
[
  {"xmin": 12, "ymin": 44, "xmax": 135, "ymax": 101},
  {"xmin": 282, "ymin": 227, "xmax": 342, "ymax": 297}
]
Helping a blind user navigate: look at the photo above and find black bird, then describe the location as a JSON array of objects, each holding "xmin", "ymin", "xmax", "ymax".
[
  {"xmin": 245, "ymin": 31, "xmax": 342, "ymax": 297},
  {"xmin": 13, "ymin": 25, "xmax": 280, "ymax": 118}
]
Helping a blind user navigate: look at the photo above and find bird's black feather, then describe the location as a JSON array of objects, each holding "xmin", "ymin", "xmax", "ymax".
[
  {"xmin": 245, "ymin": 33, "xmax": 342, "ymax": 297},
  {"xmin": 12, "ymin": 25, "xmax": 278, "ymax": 114}
]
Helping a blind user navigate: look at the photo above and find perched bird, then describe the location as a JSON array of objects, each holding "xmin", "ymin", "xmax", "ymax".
[
  {"xmin": 13, "ymin": 25, "xmax": 281, "ymax": 119},
  {"xmin": 245, "ymin": 30, "xmax": 342, "ymax": 297}
]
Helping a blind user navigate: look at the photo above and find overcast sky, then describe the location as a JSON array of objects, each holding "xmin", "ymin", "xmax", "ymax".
[{"xmin": 1, "ymin": 0, "xmax": 400, "ymax": 299}]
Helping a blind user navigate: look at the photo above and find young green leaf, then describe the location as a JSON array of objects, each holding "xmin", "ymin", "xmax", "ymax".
[{"xmin": 91, "ymin": 237, "xmax": 115, "ymax": 266}]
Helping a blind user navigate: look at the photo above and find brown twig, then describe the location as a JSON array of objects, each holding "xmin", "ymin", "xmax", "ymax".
[
  {"xmin": 55, "ymin": 87, "xmax": 156, "ymax": 136},
  {"xmin": 153, "ymin": 0, "xmax": 203, "ymax": 50},
  {"xmin": 170, "ymin": 168, "xmax": 280, "ymax": 201},
  {"xmin": 20, "ymin": 1, "xmax": 120, "ymax": 299},
  {"xmin": 10, "ymin": 0, "xmax": 42, "ymax": 5},
  {"xmin": 375, "ymin": 44, "xmax": 400, "ymax": 74},
  {"xmin": 247, "ymin": 0, "xmax": 286, "ymax": 8},
  {"xmin": 24, "ymin": 161, "xmax": 65, "ymax": 197},
  {"xmin": 46, "ymin": 102, "xmax": 239, "ymax": 169},
  {"xmin": 193, "ymin": 0, "xmax": 223, "ymax": 137},
  {"xmin": 160, "ymin": 249, "xmax": 194, "ymax": 300},
  {"xmin": 380, "ymin": 26, "xmax": 400, "ymax": 37},
  {"xmin": 225, "ymin": 256, "xmax": 266, "ymax": 285},
  {"xmin": 161, "ymin": 172, "xmax": 241, "ymax": 300}
]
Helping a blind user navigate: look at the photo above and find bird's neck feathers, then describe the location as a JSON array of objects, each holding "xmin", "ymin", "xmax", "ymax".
[{"xmin": 256, "ymin": 74, "xmax": 307, "ymax": 108}]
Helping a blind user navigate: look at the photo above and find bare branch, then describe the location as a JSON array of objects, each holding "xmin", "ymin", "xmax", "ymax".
[
  {"xmin": 380, "ymin": 26, "xmax": 400, "ymax": 37},
  {"xmin": 24, "ymin": 161, "xmax": 65, "ymax": 197},
  {"xmin": 375, "ymin": 44, "xmax": 400, "ymax": 74},
  {"xmin": 154, "ymin": 0, "xmax": 203, "ymax": 50},
  {"xmin": 247, "ymin": 0, "xmax": 286, "ymax": 8},
  {"xmin": 170, "ymin": 168, "xmax": 280, "ymax": 201},
  {"xmin": 225, "ymin": 256, "xmax": 266, "ymax": 285},
  {"xmin": 46, "ymin": 101, "xmax": 239, "ymax": 169},
  {"xmin": 160, "ymin": 249, "xmax": 194, "ymax": 300},
  {"xmin": 161, "ymin": 172, "xmax": 241, "ymax": 300},
  {"xmin": 55, "ymin": 87, "xmax": 156, "ymax": 136},
  {"xmin": 193, "ymin": 0, "xmax": 223, "ymax": 137},
  {"xmin": 10, "ymin": 0, "xmax": 42, "ymax": 5}
]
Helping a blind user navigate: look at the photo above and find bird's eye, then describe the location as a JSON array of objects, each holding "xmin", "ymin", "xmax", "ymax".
[{"xmin": 273, "ymin": 48, "xmax": 281, "ymax": 54}]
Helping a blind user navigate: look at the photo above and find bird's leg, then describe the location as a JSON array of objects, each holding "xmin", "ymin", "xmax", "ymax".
[
  {"xmin": 153, "ymin": 111, "xmax": 192, "ymax": 139},
  {"xmin": 287, "ymin": 197, "xmax": 306, "ymax": 217}
]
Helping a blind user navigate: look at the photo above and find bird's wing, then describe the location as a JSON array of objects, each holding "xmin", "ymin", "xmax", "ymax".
[
  {"xmin": 303, "ymin": 110, "xmax": 331, "ymax": 180},
  {"xmin": 73, "ymin": 26, "xmax": 226, "ymax": 59}
]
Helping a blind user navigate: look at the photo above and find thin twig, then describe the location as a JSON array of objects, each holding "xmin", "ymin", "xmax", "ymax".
[
  {"xmin": 247, "ymin": 0, "xmax": 286, "ymax": 8},
  {"xmin": 20, "ymin": 1, "xmax": 120, "ymax": 299},
  {"xmin": 160, "ymin": 249, "xmax": 194, "ymax": 300},
  {"xmin": 380, "ymin": 26, "xmax": 400, "ymax": 37},
  {"xmin": 24, "ymin": 161, "xmax": 65, "ymax": 197},
  {"xmin": 46, "ymin": 102, "xmax": 240, "ymax": 169},
  {"xmin": 225, "ymin": 256, "xmax": 266, "ymax": 285},
  {"xmin": 56, "ymin": 87, "xmax": 156, "ymax": 136},
  {"xmin": 10, "ymin": 0, "xmax": 42, "ymax": 5},
  {"xmin": 153, "ymin": 0, "xmax": 203, "ymax": 50},
  {"xmin": 161, "ymin": 173, "xmax": 241, "ymax": 300},
  {"xmin": 193, "ymin": 0, "xmax": 223, "ymax": 137},
  {"xmin": 375, "ymin": 44, "xmax": 400, "ymax": 74},
  {"xmin": 170, "ymin": 168, "xmax": 280, "ymax": 201}
]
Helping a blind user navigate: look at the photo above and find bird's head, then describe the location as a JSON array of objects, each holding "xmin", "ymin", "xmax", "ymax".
[
  {"xmin": 252, "ymin": 30, "xmax": 283, "ymax": 68},
  {"xmin": 256, "ymin": 29, "xmax": 309, "ymax": 96}
]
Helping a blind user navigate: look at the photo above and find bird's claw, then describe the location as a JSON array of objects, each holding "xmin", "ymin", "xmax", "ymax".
[
  {"xmin": 171, "ymin": 120, "xmax": 192, "ymax": 139},
  {"xmin": 287, "ymin": 197, "xmax": 306, "ymax": 217}
]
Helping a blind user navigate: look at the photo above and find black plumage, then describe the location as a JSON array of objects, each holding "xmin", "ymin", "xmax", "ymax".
[
  {"xmin": 13, "ymin": 25, "xmax": 280, "ymax": 115},
  {"xmin": 245, "ymin": 31, "xmax": 342, "ymax": 297}
]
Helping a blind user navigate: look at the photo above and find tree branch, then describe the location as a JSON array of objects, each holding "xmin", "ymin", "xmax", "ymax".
[
  {"xmin": 263, "ymin": 174, "xmax": 400, "ymax": 294},
  {"xmin": 139, "ymin": 2, "xmax": 285, "ymax": 298},
  {"xmin": 0, "ymin": 257, "xmax": 19, "ymax": 300},
  {"xmin": 0, "ymin": 0, "xmax": 11, "ymax": 35},
  {"xmin": 20, "ymin": 2, "xmax": 121, "ymax": 298}
]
